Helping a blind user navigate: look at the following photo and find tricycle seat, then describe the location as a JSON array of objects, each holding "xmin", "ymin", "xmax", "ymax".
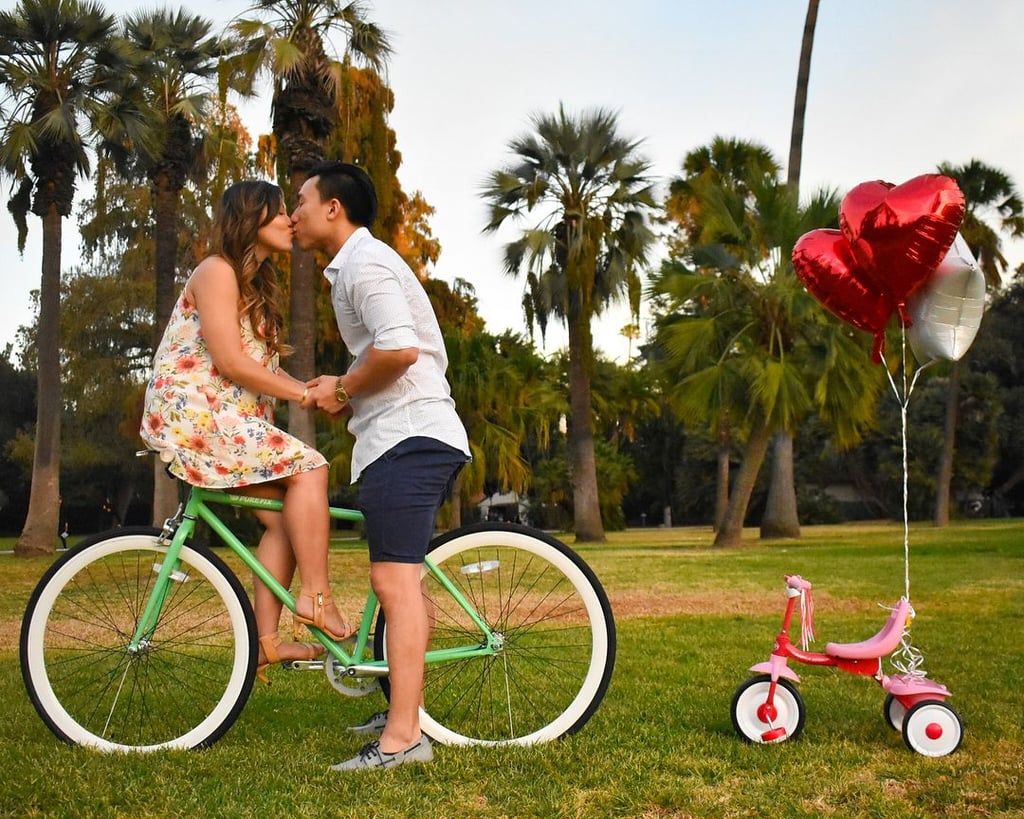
[{"xmin": 825, "ymin": 598, "xmax": 911, "ymax": 660}]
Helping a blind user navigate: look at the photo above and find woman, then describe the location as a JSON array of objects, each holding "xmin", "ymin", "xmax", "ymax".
[{"xmin": 141, "ymin": 180, "xmax": 353, "ymax": 683}]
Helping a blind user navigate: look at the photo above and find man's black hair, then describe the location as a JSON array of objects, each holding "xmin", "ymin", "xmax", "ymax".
[{"xmin": 307, "ymin": 160, "xmax": 378, "ymax": 228}]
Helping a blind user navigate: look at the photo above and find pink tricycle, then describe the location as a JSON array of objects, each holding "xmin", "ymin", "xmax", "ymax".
[{"xmin": 731, "ymin": 574, "xmax": 963, "ymax": 757}]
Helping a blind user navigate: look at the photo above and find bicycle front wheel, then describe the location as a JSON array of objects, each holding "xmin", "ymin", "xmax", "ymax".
[
  {"xmin": 20, "ymin": 528, "xmax": 257, "ymax": 752},
  {"xmin": 375, "ymin": 523, "xmax": 616, "ymax": 746}
]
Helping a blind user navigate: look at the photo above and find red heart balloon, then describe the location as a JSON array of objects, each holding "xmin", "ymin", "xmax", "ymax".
[
  {"xmin": 792, "ymin": 228, "xmax": 892, "ymax": 362},
  {"xmin": 839, "ymin": 174, "xmax": 965, "ymax": 315}
]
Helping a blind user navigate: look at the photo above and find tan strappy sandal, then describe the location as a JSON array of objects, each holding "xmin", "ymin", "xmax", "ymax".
[
  {"xmin": 256, "ymin": 634, "xmax": 324, "ymax": 685},
  {"xmin": 292, "ymin": 591, "xmax": 356, "ymax": 642}
]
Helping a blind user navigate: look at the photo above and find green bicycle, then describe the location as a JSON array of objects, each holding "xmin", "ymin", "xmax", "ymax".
[{"xmin": 19, "ymin": 486, "xmax": 616, "ymax": 753}]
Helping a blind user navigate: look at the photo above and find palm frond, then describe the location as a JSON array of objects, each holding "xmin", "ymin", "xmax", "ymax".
[{"xmin": 483, "ymin": 105, "xmax": 656, "ymax": 334}]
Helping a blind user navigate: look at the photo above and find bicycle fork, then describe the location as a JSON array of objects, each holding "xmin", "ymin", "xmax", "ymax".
[{"xmin": 128, "ymin": 505, "xmax": 193, "ymax": 654}]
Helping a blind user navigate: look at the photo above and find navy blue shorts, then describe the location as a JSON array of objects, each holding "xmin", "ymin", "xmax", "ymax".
[{"xmin": 358, "ymin": 437, "xmax": 469, "ymax": 564}]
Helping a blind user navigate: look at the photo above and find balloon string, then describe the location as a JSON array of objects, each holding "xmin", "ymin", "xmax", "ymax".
[
  {"xmin": 880, "ymin": 325, "xmax": 935, "ymax": 680},
  {"xmin": 885, "ymin": 599, "xmax": 928, "ymax": 678},
  {"xmin": 881, "ymin": 324, "xmax": 933, "ymax": 602}
]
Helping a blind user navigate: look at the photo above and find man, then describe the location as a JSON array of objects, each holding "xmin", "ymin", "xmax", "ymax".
[{"xmin": 294, "ymin": 161, "xmax": 470, "ymax": 771}]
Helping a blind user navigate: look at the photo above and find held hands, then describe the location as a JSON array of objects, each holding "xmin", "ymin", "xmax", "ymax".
[{"xmin": 301, "ymin": 375, "xmax": 352, "ymax": 418}]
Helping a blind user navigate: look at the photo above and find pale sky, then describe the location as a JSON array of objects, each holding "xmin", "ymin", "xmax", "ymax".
[{"xmin": 2, "ymin": 0, "xmax": 1023, "ymax": 362}]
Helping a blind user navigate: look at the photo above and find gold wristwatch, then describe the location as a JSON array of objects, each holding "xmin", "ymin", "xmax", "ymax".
[{"xmin": 334, "ymin": 377, "xmax": 350, "ymax": 405}]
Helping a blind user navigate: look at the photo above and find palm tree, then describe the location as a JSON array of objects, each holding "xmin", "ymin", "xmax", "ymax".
[
  {"xmin": 655, "ymin": 140, "xmax": 882, "ymax": 547},
  {"xmin": 590, "ymin": 355, "xmax": 660, "ymax": 528},
  {"xmin": 445, "ymin": 329, "xmax": 564, "ymax": 528},
  {"xmin": 122, "ymin": 9, "xmax": 228, "ymax": 525},
  {"xmin": 231, "ymin": 0, "xmax": 391, "ymax": 446},
  {"xmin": 931, "ymin": 160, "xmax": 1024, "ymax": 525},
  {"xmin": 938, "ymin": 161, "xmax": 1024, "ymax": 289},
  {"xmin": 591, "ymin": 356, "xmax": 662, "ymax": 450},
  {"xmin": 0, "ymin": 0, "xmax": 150, "ymax": 556},
  {"xmin": 124, "ymin": 10, "xmax": 224, "ymax": 343},
  {"xmin": 424, "ymin": 276, "xmax": 563, "ymax": 527},
  {"xmin": 666, "ymin": 137, "xmax": 781, "ymax": 250},
  {"xmin": 482, "ymin": 105, "xmax": 657, "ymax": 541},
  {"xmin": 662, "ymin": 138, "xmax": 780, "ymax": 532},
  {"xmin": 766, "ymin": 0, "xmax": 822, "ymax": 538},
  {"xmin": 787, "ymin": 0, "xmax": 820, "ymax": 193}
]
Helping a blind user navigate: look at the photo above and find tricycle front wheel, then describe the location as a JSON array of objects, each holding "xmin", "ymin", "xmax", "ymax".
[{"xmin": 731, "ymin": 675, "xmax": 806, "ymax": 744}]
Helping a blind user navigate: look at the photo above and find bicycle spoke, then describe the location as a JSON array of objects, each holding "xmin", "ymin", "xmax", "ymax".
[
  {"xmin": 388, "ymin": 525, "xmax": 614, "ymax": 745},
  {"xmin": 23, "ymin": 532, "xmax": 254, "ymax": 751}
]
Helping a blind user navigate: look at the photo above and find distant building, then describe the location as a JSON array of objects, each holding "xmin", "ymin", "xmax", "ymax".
[{"xmin": 478, "ymin": 491, "xmax": 530, "ymax": 525}]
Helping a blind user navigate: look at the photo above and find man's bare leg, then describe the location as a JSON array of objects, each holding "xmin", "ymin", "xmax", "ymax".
[{"xmin": 370, "ymin": 561, "xmax": 428, "ymax": 752}]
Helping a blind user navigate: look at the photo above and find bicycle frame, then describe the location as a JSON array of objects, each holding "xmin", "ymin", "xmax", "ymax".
[{"xmin": 130, "ymin": 486, "xmax": 500, "ymax": 675}]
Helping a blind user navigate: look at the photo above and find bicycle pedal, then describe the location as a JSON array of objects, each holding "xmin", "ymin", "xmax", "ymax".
[{"xmin": 282, "ymin": 660, "xmax": 325, "ymax": 672}]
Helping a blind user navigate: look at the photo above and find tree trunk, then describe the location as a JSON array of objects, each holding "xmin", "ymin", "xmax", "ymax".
[
  {"xmin": 567, "ymin": 312, "xmax": 605, "ymax": 542},
  {"xmin": 151, "ymin": 177, "xmax": 183, "ymax": 526},
  {"xmin": 152, "ymin": 464, "xmax": 180, "ymax": 528},
  {"xmin": 934, "ymin": 362, "xmax": 961, "ymax": 526},
  {"xmin": 760, "ymin": 432, "xmax": 801, "ymax": 539},
  {"xmin": 153, "ymin": 177, "xmax": 179, "ymax": 345},
  {"xmin": 787, "ymin": 0, "xmax": 820, "ymax": 194},
  {"xmin": 286, "ymin": 170, "xmax": 317, "ymax": 447},
  {"xmin": 757, "ymin": 4, "xmax": 819, "ymax": 544},
  {"xmin": 714, "ymin": 417, "xmax": 772, "ymax": 548},
  {"xmin": 993, "ymin": 461, "xmax": 1024, "ymax": 498},
  {"xmin": 16, "ymin": 205, "xmax": 63, "ymax": 556},
  {"xmin": 714, "ymin": 423, "xmax": 731, "ymax": 532},
  {"xmin": 756, "ymin": 0, "xmax": 819, "ymax": 543}
]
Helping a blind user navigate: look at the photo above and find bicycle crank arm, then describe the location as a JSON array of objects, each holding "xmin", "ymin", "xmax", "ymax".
[
  {"xmin": 342, "ymin": 663, "xmax": 390, "ymax": 678},
  {"xmin": 282, "ymin": 660, "xmax": 326, "ymax": 672}
]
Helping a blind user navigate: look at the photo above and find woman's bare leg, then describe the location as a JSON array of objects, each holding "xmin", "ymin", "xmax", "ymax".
[
  {"xmin": 233, "ymin": 484, "xmax": 305, "ymax": 664},
  {"xmin": 277, "ymin": 466, "xmax": 331, "ymax": 591},
  {"xmin": 249, "ymin": 504, "xmax": 296, "ymax": 639},
  {"xmin": 237, "ymin": 466, "xmax": 349, "ymax": 643},
  {"xmin": 272, "ymin": 466, "xmax": 350, "ymax": 636}
]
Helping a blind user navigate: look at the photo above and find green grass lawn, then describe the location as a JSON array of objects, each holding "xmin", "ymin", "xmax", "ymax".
[{"xmin": 1, "ymin": 521, "xmax": 1021, "ymax": 818}]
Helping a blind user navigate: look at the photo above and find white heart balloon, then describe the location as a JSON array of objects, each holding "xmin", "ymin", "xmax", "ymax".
[{"xmin": 907, "ymin": 234, "xmax": 985, "ymax": 363}]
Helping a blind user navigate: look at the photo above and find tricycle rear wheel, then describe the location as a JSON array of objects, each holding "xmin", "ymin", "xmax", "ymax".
[{"xmin": 901, "ymin": 699, "xmax": 963, "ymax": 757}]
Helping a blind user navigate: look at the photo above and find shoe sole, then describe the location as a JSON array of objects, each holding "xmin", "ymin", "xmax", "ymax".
[{"xmin": 348, "ymin": 714, "xmax": 388, "ymax": 735}]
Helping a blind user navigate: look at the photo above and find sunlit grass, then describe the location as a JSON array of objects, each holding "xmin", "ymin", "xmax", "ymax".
[{"xmin": 2, "ymin": 520, "xmax": 1021, "ymax": 817}]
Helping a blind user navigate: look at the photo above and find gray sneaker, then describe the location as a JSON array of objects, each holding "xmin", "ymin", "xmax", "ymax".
[
  {"xmin": 330, "ymin": 736, "xmax": 433, "ymax": 771},
  {"xmin": 348, "ymin": 709, "xmax": 388, "ymax": 735}
]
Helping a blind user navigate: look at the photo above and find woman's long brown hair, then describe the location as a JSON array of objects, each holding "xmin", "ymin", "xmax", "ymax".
[{"xmin": 210, "ymin": 181, "xmax": 289, "ymax": 357}]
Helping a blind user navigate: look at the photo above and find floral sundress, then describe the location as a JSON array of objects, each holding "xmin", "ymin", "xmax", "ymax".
[{"xmin": 140, "ymin": 289, "xmax": 326, "ymax": 488}]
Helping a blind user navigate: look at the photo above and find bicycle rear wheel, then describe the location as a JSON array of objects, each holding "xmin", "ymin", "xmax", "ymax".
[
  {"xmin": 20, "ymin": 528, "xmax": 256, "ymax": 752},
  {"xmin": 374, "ymin": 523, "xmax": 616, "ymax": 746}
]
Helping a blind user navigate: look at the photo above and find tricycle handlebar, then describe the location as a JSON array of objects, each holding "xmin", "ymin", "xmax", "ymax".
[{"xmin": 785, "ymin": 575, "xmax": 812, "ymax": 592}]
